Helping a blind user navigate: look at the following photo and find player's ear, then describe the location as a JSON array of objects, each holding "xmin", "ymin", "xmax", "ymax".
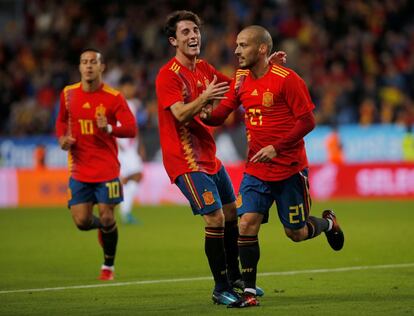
[
  {"xmin": 259, "ymin": 44, "xmax": 267, "ymax": 55},
  {"xmin": 169, "ymin": 37, "xmax": 178, "ymax": 47},
  {"xmin": 100, "ymin": 63, "xmax": 106, "ymax": 72}
]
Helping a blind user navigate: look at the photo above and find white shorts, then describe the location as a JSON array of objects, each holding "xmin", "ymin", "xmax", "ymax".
[{"xmin": 119, "ymin": 148, "xmax": 143, "ymax": 178}]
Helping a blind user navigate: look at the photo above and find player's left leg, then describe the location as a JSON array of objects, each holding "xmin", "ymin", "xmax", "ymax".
[
  {"xmin": 97, "ymin": 203, "xmax": 118, "ymax": 280},
  {"xmin": 176, "ymin": 172, "xmax": 239, "ymax": 305},
  {"xmin": 95, "ymin": 178, "xmax": 123, "ymax": 280},
  {"xmin": 276, "ymin": 169, "xmax": 344, "ymax": 250},
  {"xmin": 214, "ymin": 166, "xmax": 241, "ymax": 286}
]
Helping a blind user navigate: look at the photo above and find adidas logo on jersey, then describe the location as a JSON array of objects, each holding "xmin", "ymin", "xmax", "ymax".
[
  {"xmin": 251, "ymin": 89, "xmax": 258, "ymax": 96},
  {"xmin": 82, "ymin": 102, "xmax": 91, "ymax": 109}
]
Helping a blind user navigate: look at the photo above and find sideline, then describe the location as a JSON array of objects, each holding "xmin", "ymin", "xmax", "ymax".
[{"xmin": 1, "ymin": 262, "xmax": 413, "ymax": 295}]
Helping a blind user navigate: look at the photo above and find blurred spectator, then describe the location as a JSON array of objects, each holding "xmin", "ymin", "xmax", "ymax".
[
  {"xmin": 33, "ymin": 143, "xmax": 46, "ymax": 169},
  {"xmin": 325, "ymin": 125, "xmax": 344, "ymax": 165}
]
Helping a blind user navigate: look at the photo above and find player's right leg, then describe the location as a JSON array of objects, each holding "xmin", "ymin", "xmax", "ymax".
[
  {"xmin": 68, "ymin": 177, "xmax": 102, "ymax": 231},
  {"xmin": 175, "ymin": 172, "xmax": 239, "ymax": 305},
  {"xmin": 229, "ymin": 174, "xmax": 273, "ymax": 308}
]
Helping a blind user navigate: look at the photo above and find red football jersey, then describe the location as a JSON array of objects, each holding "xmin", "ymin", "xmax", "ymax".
[
  {"xmin": 156, "ymin": 58, "xmax": 230, "ymax": 182},
  {"xmin": 55, "ymin": 82, "xmax": 136, "ymax": 182},
  {"xmin": 220, "ymin": 65, "xmax": 315, "ymax": 181}
]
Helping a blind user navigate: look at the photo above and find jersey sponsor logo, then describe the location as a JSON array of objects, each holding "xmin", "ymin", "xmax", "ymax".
[
  {"xmin": 251, "ymin": 89, "xmax": 258, "ymax": 96},
  {"xmin": 95, "ymin": 103, "xmax": 106, "ymax": 117},
  {"xmin": 82, "ymin": 102, "xmax": 91, "ymax": 109},
  {"xmin": 236, "ymin": 193, "xmax": 243, "ymax": 208},
  {"xmin": 202, "ymin": 191, "xmax": 215, "ymax": 205},
  {"xmin": 262, "ymin": 91, "xmax": 274, "ymax": 107}
]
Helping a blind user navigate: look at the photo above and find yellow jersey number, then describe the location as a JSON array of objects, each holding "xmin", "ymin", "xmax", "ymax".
[
  {"xmin": 247, "ymin": 108, "xmax": 262, "ymax": 126},
  {"xmin": 78, "ymin": 119, "xmax": 94, "ymax": 135},
  {"xmin": 289, "ymin": 203, "xmax": 305, "ymax": 224},
  {"xmin": 106, "ymin": 181, "xmax": 120, "ymax": 199}
]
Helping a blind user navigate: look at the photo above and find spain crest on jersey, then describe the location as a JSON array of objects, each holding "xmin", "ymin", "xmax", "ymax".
[
  {"xmin": 262, "ymin": 91, "xmax": 273, "ymax": 107},
  {"xmin": 95, "ymin": 104, "xmax": 106, "ymax": 117},
  {"xmin": 236, "ymin": 193, "xmax": 243, "ymax": 208},
  {"xmin": 202, "ymin": 191, "xmax": 215, "ymax": 205}
]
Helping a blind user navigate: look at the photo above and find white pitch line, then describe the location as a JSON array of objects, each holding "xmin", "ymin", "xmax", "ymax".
[{"xmin": 1, "ymin": 262, "xmax": 413, "ymax": 295}]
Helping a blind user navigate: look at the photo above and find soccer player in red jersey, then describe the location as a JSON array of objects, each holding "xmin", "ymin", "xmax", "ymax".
[
  {"xmin": 201, "ymin": 25, "xmax": 345, "ymax": 308},
  {"xmin": 56, "ymin": 48, "xmax": 136, "ymax": 281},
  {"xmin": 155, "ymin": 10, "xmax": 242, "ymax": 305}
]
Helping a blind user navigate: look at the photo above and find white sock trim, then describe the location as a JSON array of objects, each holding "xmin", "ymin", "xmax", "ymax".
[
  {"xmin": 101, "ymin": 265, "xmax": 114, "ymax": 271},
  {"xmin": 244, "ymin": 288, "xmax": 256, "ymax": 295},
  {"xmin": 327, "ymin": 218, "xmax": 333, "ymax": 231}
]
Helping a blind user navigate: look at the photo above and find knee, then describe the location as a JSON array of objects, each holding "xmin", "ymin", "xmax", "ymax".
[
  {"xmin": 285, "ymin": 228, "xmax": 307, "ymax": 242},
  {"xmin": 100, "ymin": 214, "xmax": 115, "ymax": 227},
  {"xmin": 74, "ymin": 218, "xmax": 92, "ymax": 231},
  {"xmin": 238, "ymin": 220, "xmax": 250, "ymax": 235},
  {"xmin": 205, "ymin": 210, "xmax": 225, "ymax": 227}
]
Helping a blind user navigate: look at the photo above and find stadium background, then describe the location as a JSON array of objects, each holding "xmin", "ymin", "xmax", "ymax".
[{"xmin": 0, "ymin": 0, "xmax": 413, "ymax": 205}]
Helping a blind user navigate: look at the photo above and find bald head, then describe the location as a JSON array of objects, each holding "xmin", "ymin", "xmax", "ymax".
[{"xmin": 240, "ymin": 25, "xmax": 273, "ymax": 56}]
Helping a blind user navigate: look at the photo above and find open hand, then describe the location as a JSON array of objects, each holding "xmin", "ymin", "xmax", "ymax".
[
  {"xmin": 269, "ymin": 51, "xmax": 287, "ymax": 65},
  {"xmin": 250, "ymin": 145, "xmax": 277, "ymax": 163},
  {"xmin": 202, "ymin": 75, "xmax": 229, "ymax": 102}
]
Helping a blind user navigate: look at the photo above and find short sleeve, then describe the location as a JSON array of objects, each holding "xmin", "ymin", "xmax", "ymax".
[{"xmin": 155, "ymin": 70, "xmax": 184, "ymax": 110}]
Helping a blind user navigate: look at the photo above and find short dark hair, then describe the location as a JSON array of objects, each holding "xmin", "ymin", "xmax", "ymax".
[
  {"xmin": 80, "ymin": 48, "xmax": 104, "ymax": 63},
  {"xmin": 164, "ymin": 10, "xmax": 202, "ymax": 38},
  {"xmin": 243, "ymin": 25, "xmax": 273, "ymax": 56}
]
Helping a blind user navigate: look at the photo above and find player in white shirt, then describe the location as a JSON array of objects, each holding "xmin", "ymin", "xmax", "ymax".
[{"xmin": 118, "ymin": 75, "xmax": 145, "ymax": 224}]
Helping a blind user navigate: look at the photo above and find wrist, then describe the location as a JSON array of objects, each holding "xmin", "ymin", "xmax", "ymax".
[{"xmin": 199, "ymin": 94, "xmax": 208, "ymax": 106}]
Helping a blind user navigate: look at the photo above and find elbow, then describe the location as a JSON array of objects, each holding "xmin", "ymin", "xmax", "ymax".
[
  {"xmin": 175, "ymin": 114, "xmax": 188, "ymax": 123},
  {"xmin": 174, "ymin": 111, "xmax": 193, "ymax": 123}
]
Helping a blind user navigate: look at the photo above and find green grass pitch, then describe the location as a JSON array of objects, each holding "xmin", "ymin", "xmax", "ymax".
[{"xmin": 0, "ymin": 200, "xmax": 413, "ymax": 315}]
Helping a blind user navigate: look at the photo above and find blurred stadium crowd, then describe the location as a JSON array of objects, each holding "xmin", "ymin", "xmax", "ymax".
[{"xmin": 0, "ymin": 0, "xmax": 413, "ymax": 137}]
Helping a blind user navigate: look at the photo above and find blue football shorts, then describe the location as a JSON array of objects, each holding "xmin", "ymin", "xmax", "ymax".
[
  {"xmin": 68, "ymin": 177, "xmax": 124, "ymax": 208},
  {"xmin": 175, "ymin": 166, "xmax": 236, "ymax": 215},
  {"xmin": 237, "ymin": 169, "xmax": 311, "ymax": 229}
]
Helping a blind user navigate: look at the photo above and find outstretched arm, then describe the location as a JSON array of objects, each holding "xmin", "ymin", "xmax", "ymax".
[
  {"xmin": 170, "ymin": 75, "xmax": 229, "ymax": 123},
  {"xmin": 200, "ymin": 102, "xmax": 234, "ymax": 126}
]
